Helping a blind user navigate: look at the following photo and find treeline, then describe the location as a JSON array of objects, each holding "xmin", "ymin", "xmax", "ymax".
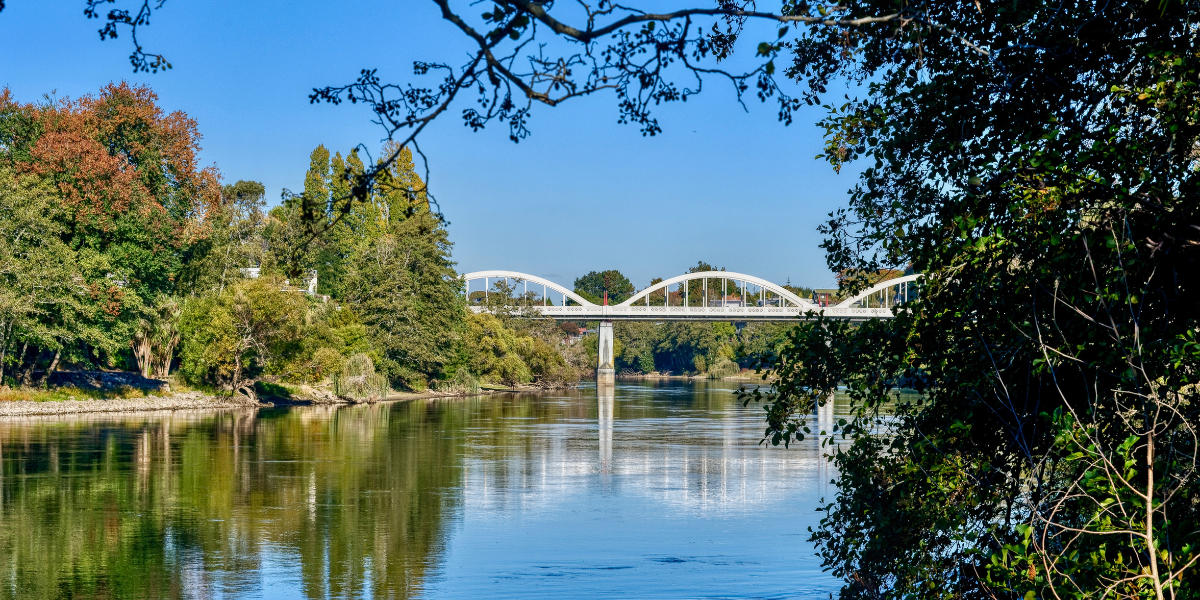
[
  {"xmin": 573, "ymin": 262, "xmax": 814, "ymax": 306},
  {"xmin": 596, "ymin": 321, "xmax": 791, "ymax": 377},
  {"xmin": 0, "ymin": 83, "xmax": 577, "ymax": 396}
]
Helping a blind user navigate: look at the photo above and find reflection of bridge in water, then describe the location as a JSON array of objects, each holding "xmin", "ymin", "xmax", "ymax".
[
  {"xmin": 464, "ymin": 270, "xmax": 922, "ymax": 380},
  {"xmin": 460, "ymin": 383, "xmax": 836, "ymax": 520}
]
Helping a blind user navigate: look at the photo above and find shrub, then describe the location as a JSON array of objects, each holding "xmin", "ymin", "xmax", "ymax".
[
  {"xmin": 177, "ymin": 276, "xmax": 308, "ymax": 397},
  {"xmin": 437, "ymin": 369, "xmax": 480, "ymax": 394},
  {"xmin": 333, "ymin": 353, "xmax": 389, "ymax": 402},
  {"xmin": 706, "ymin": 358, "xmax": 740, "ymax": 379},
  {"xmin": 308, "ymin": 347, "xmax": 346, "ymax": 383},
  {"xmin": 637, "ymin": 350, "xmax": 655, "ymax": 374}
]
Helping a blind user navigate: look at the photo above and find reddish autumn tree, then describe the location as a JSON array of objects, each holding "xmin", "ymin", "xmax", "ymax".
[{"xmin": 0, "ymin": 83, "xmax": 219, "ymax": 374}]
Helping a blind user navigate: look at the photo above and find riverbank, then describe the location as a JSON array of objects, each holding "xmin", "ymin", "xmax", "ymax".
[
  {"xmin": 0, "ymin": 382, "xmax": 578, "ymax": 418},
  {"xmin": 0, "ymin": 391, "xmax": 262, "ymax": 417}
]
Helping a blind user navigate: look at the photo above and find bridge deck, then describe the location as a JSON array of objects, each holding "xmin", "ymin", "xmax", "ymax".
[{"xmin": 468, "ymin": 304, "xmax": 897, "ymax": 321}]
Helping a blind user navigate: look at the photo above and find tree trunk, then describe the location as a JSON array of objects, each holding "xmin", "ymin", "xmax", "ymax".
[
  {"xmin": 1146, "ymin": 432, "xmax": 1164, "ymax": 600},
  {"xmin": 0, "ymin": 321, "xmax": 10, "ymax": 384},
  {"xmin": 18, "ymin": 343, "xmax": 35, "ymax": 386},
  {"xmin": 231, "ymin": 354, "xmax": 243, "ymax": 397},
  {"xmin": 39, "ymin": 348, "xmax": 61, "ymax": 387},
  {"xmin": 153, "ymin": 332, "xmax": 180, "ymax": 379},
  {"xmin": 237, "ymin": 382, "xmax": 257, "ymax": 402},
  {"xmin": 132, "ymin": 331, "xmax": 152, "ymax": 379}
]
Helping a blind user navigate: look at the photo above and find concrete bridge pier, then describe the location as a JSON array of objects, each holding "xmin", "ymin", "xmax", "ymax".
[{"xmin": 597, "ymin": 321, "xmax": 615, "ymax": 384}]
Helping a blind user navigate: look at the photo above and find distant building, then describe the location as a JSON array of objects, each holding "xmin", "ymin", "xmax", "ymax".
[
  {"xmin": 709, "ymin": 295, "xmax": 744, "ymax": 307},
  {"xmin": 240, "ymin": 267, "xmax": 319, "ymax": 296}
]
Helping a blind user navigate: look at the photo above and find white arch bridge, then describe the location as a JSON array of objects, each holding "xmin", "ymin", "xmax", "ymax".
[{"xmin": 462, "ymin": 270, "xmax": 921, "ymax": 322}]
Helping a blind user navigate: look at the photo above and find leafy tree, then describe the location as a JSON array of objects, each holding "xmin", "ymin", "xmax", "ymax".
[
  {"xmin": 177, "ymin": 276, "xmax": 309, "ymax": 398},
  {"xmin": 262, "ymin": 201, "xmax": 322, "ymax": 283},
  {"xmin": 0, "ymin": 169, "xmax": 79, "ymax": 384},
  {"xmin": 0, "ymin": 83, "xmax": 219, "ymax": 375},
  {"xmin": 736, "ymin": 322, "xmax": 791, "ymax": 369},
  {"xmin": 259, "ymin": 142, "xmax": 464, "ymax": 391},
  {"xmin": 462, "ymin": 312, "xmax": 577, "ymax": 387},
  {"xmin": 285, "ymin": 300, "xmax": 371, "ymax": 385},
  {"xmin": 782, "ymin": 280, "xmax": 814, "ymax": 299},
  {"xmin": 302, "ymin": 145, "xmax": 366, "ymax": 297},
  {"xmin": 34, "ymin": 3, "xmax": 1200, "ymax": 597},
  {"xmin": 644, "ymin": 277, "xmax": 667, "ymax": 307},
  {"xmin": 683, "ymin": 261, "xmax": 725, "ymax": 307},
  {"xmin": 728, "ymin": 3, "xmax": 1200, "ymax": 600},
  {"xmin": 574, "ymin": 270, "xmax": 634, "ymax": 304},
  {"xmin": 177, "ymin": 180, "xmax": 268, "ymax": 296},
  {"xmin": 614, "ymin": 321, "xmax": 658, "ymax": 373},
  {"xmin": 610, "ymin": 320, "xmax": 738, "ymax": 375},
  {"xmin": 340, "ymin": 207, "xmax": 463, "ymax": 390},
  {"xmin": 464, "ymin": 312, "xmax": 531, "ymax": 386}
]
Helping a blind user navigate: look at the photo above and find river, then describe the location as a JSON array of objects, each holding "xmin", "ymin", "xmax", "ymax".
[{"xmin": 0, "ymin": 381, "xmax": 847, "ymax": 599}]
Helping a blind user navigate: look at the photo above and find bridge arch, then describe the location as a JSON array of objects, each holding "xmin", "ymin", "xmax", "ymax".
[
  {"xmin": 833, "ymin": 274, "xmax": 923, "ymax": 308},
  {"xmin": 461, "ymin": 270, "xmax": 596, "ymax": 307},
  {"xmin": 619, "ymin": 271, "xmax": 809, "ymax": 308}
]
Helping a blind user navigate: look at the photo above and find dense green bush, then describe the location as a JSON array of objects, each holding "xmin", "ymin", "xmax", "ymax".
[{"xmin": 464, "ymin": 312, "xmax": 577, "ymax": 388}]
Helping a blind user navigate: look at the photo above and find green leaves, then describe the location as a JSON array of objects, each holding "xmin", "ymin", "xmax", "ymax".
[{"xmin": 769, "ymin": 1, "xmax": 1200, "ymax": 597}]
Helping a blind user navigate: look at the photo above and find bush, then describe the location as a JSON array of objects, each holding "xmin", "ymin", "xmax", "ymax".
[
  {"xmin": 308, "ymin": 347, "xmax": 347, "ymax": 383},
  {"xmin": 637, "ymin": 350, "xmax": 655, "ymax": 374},
  {"xmin": 177, "ymin": 276, "xmax": 308, "ymax": 396},
  {"xmin": 254, "ymin": 381, "xmax": 293, "ymax": 400},
  {"xmin": 333, "ymin": 353, "xmax": 389, "ymax": 402},
  {"xmin": 462, "ymin": 312, "xmax": 578, "ymax": 388},
  {"xmin": 706, "ymin": 358, "xmax": 740, "ymax": 379},
  {"xmin": 437, "ymin": 369, "xmax": 480, "ymax": 394}
]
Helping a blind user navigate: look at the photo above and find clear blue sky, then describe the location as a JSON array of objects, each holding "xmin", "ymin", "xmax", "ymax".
[{"xmin": 0, "ymin": 1, "xmax": 858, "ymax": 289}]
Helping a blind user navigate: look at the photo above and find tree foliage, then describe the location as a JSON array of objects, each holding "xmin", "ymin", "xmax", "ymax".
[
  {"xmin": 23, "ymin": 2, "xmax": 1200, "ymax": 596},
  {"xmin": 609, "ymin": 320, "xmax": 744, "ymax": 375},
  {"xmin": 341, "ymin": 208, "xmax": 465, "ymax": 390},
  {"xmin": 732, "ymin": 2, "xmax": 1200, "ymax": 599},
  {"xmin": 0, "ymin": 169, "xmax": 78, "ymax": 384},
  {"xmin": 177, "ymin": 276, "xmax": 309, "ymax": 398},
  {"xmin": 463, "ymin": 312, "xmax": 578, "ymax": 387},
  {"xmin": 574, "ymin": 270, "xmax": 634, "ymax": 304},
  {"xmin": 177, "ymin": 180, "xmax": 268, "ymax": 296},
  {"xmin": 0, "ymin": 83, "xmax": 218, "ymax": 379}
]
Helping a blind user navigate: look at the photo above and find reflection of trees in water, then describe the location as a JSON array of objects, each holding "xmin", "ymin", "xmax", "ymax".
[
  {"xmin": 0, "ymin": 385, "xmax": 896, "ymax": 598},
  {"xmin": 0, "ymin": 403, "xmax": 465, "ymax": 599}
]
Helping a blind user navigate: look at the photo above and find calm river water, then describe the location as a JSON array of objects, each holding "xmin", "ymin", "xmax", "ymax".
[{"xmin": 0, "ymin": 381, "xmax": 847, "ymax": 599}]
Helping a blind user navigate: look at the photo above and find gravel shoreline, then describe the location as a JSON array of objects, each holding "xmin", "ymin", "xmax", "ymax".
[
  {"xmin": 0, "ymin": 384, "xmax": 571, "ymax": 418},
  {"xmin": 0, "ymin": 392, "xmax": 262, "ymax": 418}
]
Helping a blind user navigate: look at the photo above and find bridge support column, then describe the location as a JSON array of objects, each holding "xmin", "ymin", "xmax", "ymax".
[{"xmin": 597, "ymin": 320, "xmax": 615, "ymax": 384}]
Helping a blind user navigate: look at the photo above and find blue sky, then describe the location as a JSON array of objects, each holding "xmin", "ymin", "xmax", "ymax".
[{"xmin": 0, "ymin": 1, "xmax": 859, "ymax": 289}]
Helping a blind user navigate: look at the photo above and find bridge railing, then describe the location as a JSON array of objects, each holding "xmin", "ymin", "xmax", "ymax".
[
  {"xmin": 461, "ymin": 270, "xmax": 923, "ymax": 320},
  {"xmin": 469, "ymin": 303, "xmax": 900, "ymax": 321}
]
